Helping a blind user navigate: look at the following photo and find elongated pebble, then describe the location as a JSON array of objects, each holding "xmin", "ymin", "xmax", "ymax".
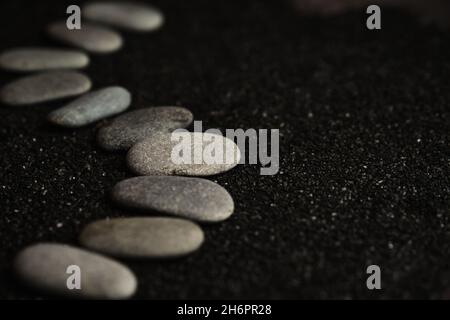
[
  {"xmin": 112, "ymin": 176, "xmax": 234, "ymax": 222},
  {"xmin": 48, "ymin": 86, "xmax": 131, "ymax": 127},
  {"xmin": 1, "ymin": 71, "xmax": 91, "ymax": 106},
  {"xmin": 84, "ymin": 2, "xmax": 164, "ymax": 32},
  {"xmin": 0, "ymin": 48, "xmax": 89, "ymax": 72},
  {"xmin": 97, "ymin": 107, "xmax": 193, "ymax": 151},
  {"xmin": 14, "ymin": 243, "xmax": 137, "ymax": 299},
  {"xmin": 127, "ymin": 132, "xmax": 241, "ymax": 176},
  {"xmin": 48, "ymin": 21, "xmax": 123, "ymax": 53},
  {"xmin": 80, "ymin": 217, "xmax": 204, "ymax": 258}
]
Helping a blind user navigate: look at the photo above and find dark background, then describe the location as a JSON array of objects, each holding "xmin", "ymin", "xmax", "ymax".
[{"xmin": 1, "ymin": 0, "xmax": 450, "ymax": 299}]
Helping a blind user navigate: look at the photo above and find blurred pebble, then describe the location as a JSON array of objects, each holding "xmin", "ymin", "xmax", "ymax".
[
  {"xmin": 1, "ymin": 71, "xmax": 91, "ymax": 106},
  {"xmin": 0, "ymin": 48, "xmax": 89, "ymax": 72},
  {"xmin": 14, "ymin": 243, "xmax": 137, "ymax": 299},
  {"xmin": 83, "ymin": 2, "xmax": 164, "ymax": 32},
  {"xmin": 48, "ymin": 21, "xmax": 123, "ymax": 53}
]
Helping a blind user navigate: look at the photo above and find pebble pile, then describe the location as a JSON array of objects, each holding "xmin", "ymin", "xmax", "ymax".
[{"xmin": 1, "ymin": 2, "xmax": 241, "ymax": 299}]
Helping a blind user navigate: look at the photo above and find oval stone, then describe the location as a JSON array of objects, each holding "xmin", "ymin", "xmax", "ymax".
[
  {"xmin": 14, "ymin": 243, "xmax": 137, "ymax": 299},
  {"xmin": 0, "ymin": 48, "xmax": 89, "ymax": 72},
  {"xmin": 1, "ymin": 71, "xmax": 92, "ymax": 106},
  {"xmin": 97, "ymin": 107, "xmax": 193, "ymax": 151},
  {"xmin": 48, "ymin": 86, "xmax": 131, "ymax": 127},
  {"xmin": 83, "ymin": 2, "xmax": 164, "ymax": 32},
  {"xmin": 48, "ymin": 21, "xmax": 123, "ymax": 53},
  {"xmin": 127, "ymin": 132, "xmax": 241, "ymax": 176},
  {"xmin": 79, "ymin": 217, "xmax": 204, "ymax": 258},
  {"xmin": 112, "ymin": 176, "xmax": 234, "ymax": 222}
]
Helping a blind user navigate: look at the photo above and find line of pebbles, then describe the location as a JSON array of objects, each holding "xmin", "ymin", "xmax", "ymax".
[{"xmin": 1, "ymin": 2, "xmax": 241, "ymax": 299}]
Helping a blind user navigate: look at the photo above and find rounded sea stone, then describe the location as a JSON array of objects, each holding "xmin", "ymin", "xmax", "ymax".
[
  {"xmin": 0, "ymin": 71, "xmax": 92, "ymax": 106},
  {"xmin": 48, "ymin": 86, "xmax": 131, "ymax": 127},
  {"xmin": 0, "ymin": 48, "xmax": 89, "ymax": 72},
  {"xmin": 14, "ymin": 243, "xmax": 137, "ymax": 299},
  {"xmin": 126, "ymin": 131, "xmax": 241, "ymax": 176},
  {"xmin": 48, "ymin": 21, "xmax": 123, "ymax": 54},
  {"xmin": 83, "ymin": 2, "xmax": 164, "ymax": 32},
  {"xmin": 97, "ymin": 107, "xmax": 193, "ymax": 151},
  {"xmin": 79, "ymin": 217, "xmax": 204, "ymax": 258},
  {"xmin": 112, "ymin": 176, "xmax": 234, "ymax": 222}
]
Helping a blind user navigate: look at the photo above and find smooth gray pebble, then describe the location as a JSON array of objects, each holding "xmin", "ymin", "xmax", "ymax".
[
  {"xmin": 97, "ymin": 106, "xmax": 193, "ymax": 151},
  {"xmin": 112, "ymin": 176, "xmax": 234, "ymax": 222},
  {"xmin": 126, "ymin": 132, "xmax": 241, "ymax": 176},
  {"xmin": 48, "ymin": 86, "xmax": 131, "ymax": 127},
  {"xmin": 79, "ymin": 217, "xmax": 204, "ymax": 258}
]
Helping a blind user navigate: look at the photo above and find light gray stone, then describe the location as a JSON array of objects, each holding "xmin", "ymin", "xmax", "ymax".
[
  {"xmin": 97, "ymin": 107, "xmax": 193, "ymax": 151},
  {"xmin": 127, "ymin": 132, "xmax": 241, "ymax": 176},
  {"xmin": 112, "ymin": 176, "xmax": 234, "ymax": 222},
  {"xmin": 14, "ymin": 243, "xmax": 137, "ymax": 299},
  {"xmin": 79, "ymin": 217, "xmax": 204, "ymax": 258},
  {"xmin": 1, "ymin": 71, "xmax": 91, "ymax": 106},
  {"xmin": 84, "ymin": 2, "xmax": 164, "ymax": 32},
  {"xmin": 48, "ymin": 86, "xmax": 131, "ymax": 127},
  {"xmin": 48, "ymin": 21, "xmax": 123, "ymax": 53},
  {"xmin": 0, "ymin": 48, "xmax": 89, "ymax": 72}
]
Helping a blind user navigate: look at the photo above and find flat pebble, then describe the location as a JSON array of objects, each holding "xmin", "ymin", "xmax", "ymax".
[
  {"xmin": 84, "ymin": 2, "xmax": 164, "ymax": 32},
  {"xmin": 127, "ymin": 132, "xmax": 241, "ymax": 176},
  {"xmin": 0, "ymin": 48, "xmax": 89, "ymax": 72},
  {"xmin": 112, "ymin": 176, "xmax": 234, "ymax": 222},
  {"xmin": 48, "ymin": 86, "xmax": 131, "ymax": 127},
  {"xmin": 48, "ymin": 21, "xmax": 123, "ymax": 53},
  {"xmin": 79, "ymin": 217, "xmax": 204, "ymax": 258},
  {"xmin": 97, "ymin": 107, "xmax": 193, "ymax": 151},
  {"xmin": 14, "ymin": 243, "xmax": 137, "ymax": 299},
  {"xmin": 1, "ymin": 71, "xmax": 91, "ymax": 106}
]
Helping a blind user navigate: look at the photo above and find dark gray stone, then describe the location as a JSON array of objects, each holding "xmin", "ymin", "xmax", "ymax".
[
  {"xmin": 79, "ymin": 217, "xmax": 204, "ymax": 258},
  {"xmin": 0, "ymin": 71, "xmax": 91, "ymax": 106},
  {"xmin": 112, "ymin": 176, "xmax": 235, "ymax": 222},
  {"xmin": 83, "ymin": 2, "xmax": 164, "ymax": 32},
  {"xmin": 14, "ymin": 243, "xmax": 137, "ymax": 299},
  {"xmin": 0, "ymin": 48, "xmax": 89, "ymax": 72},
  {"xmin": 48, "ymin": 21, "xmax": 123, "ymax": 53},
  {"xmin": 126, "ymin": 132, "xmax": 241, "ymax": 176},
  {"xmin": 48, "ymin": 86, "xmax": 131, "ymax": 127},
  {"xmin": 97, "ymin": 107, "xmax": 193, "ymax": 151}
]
